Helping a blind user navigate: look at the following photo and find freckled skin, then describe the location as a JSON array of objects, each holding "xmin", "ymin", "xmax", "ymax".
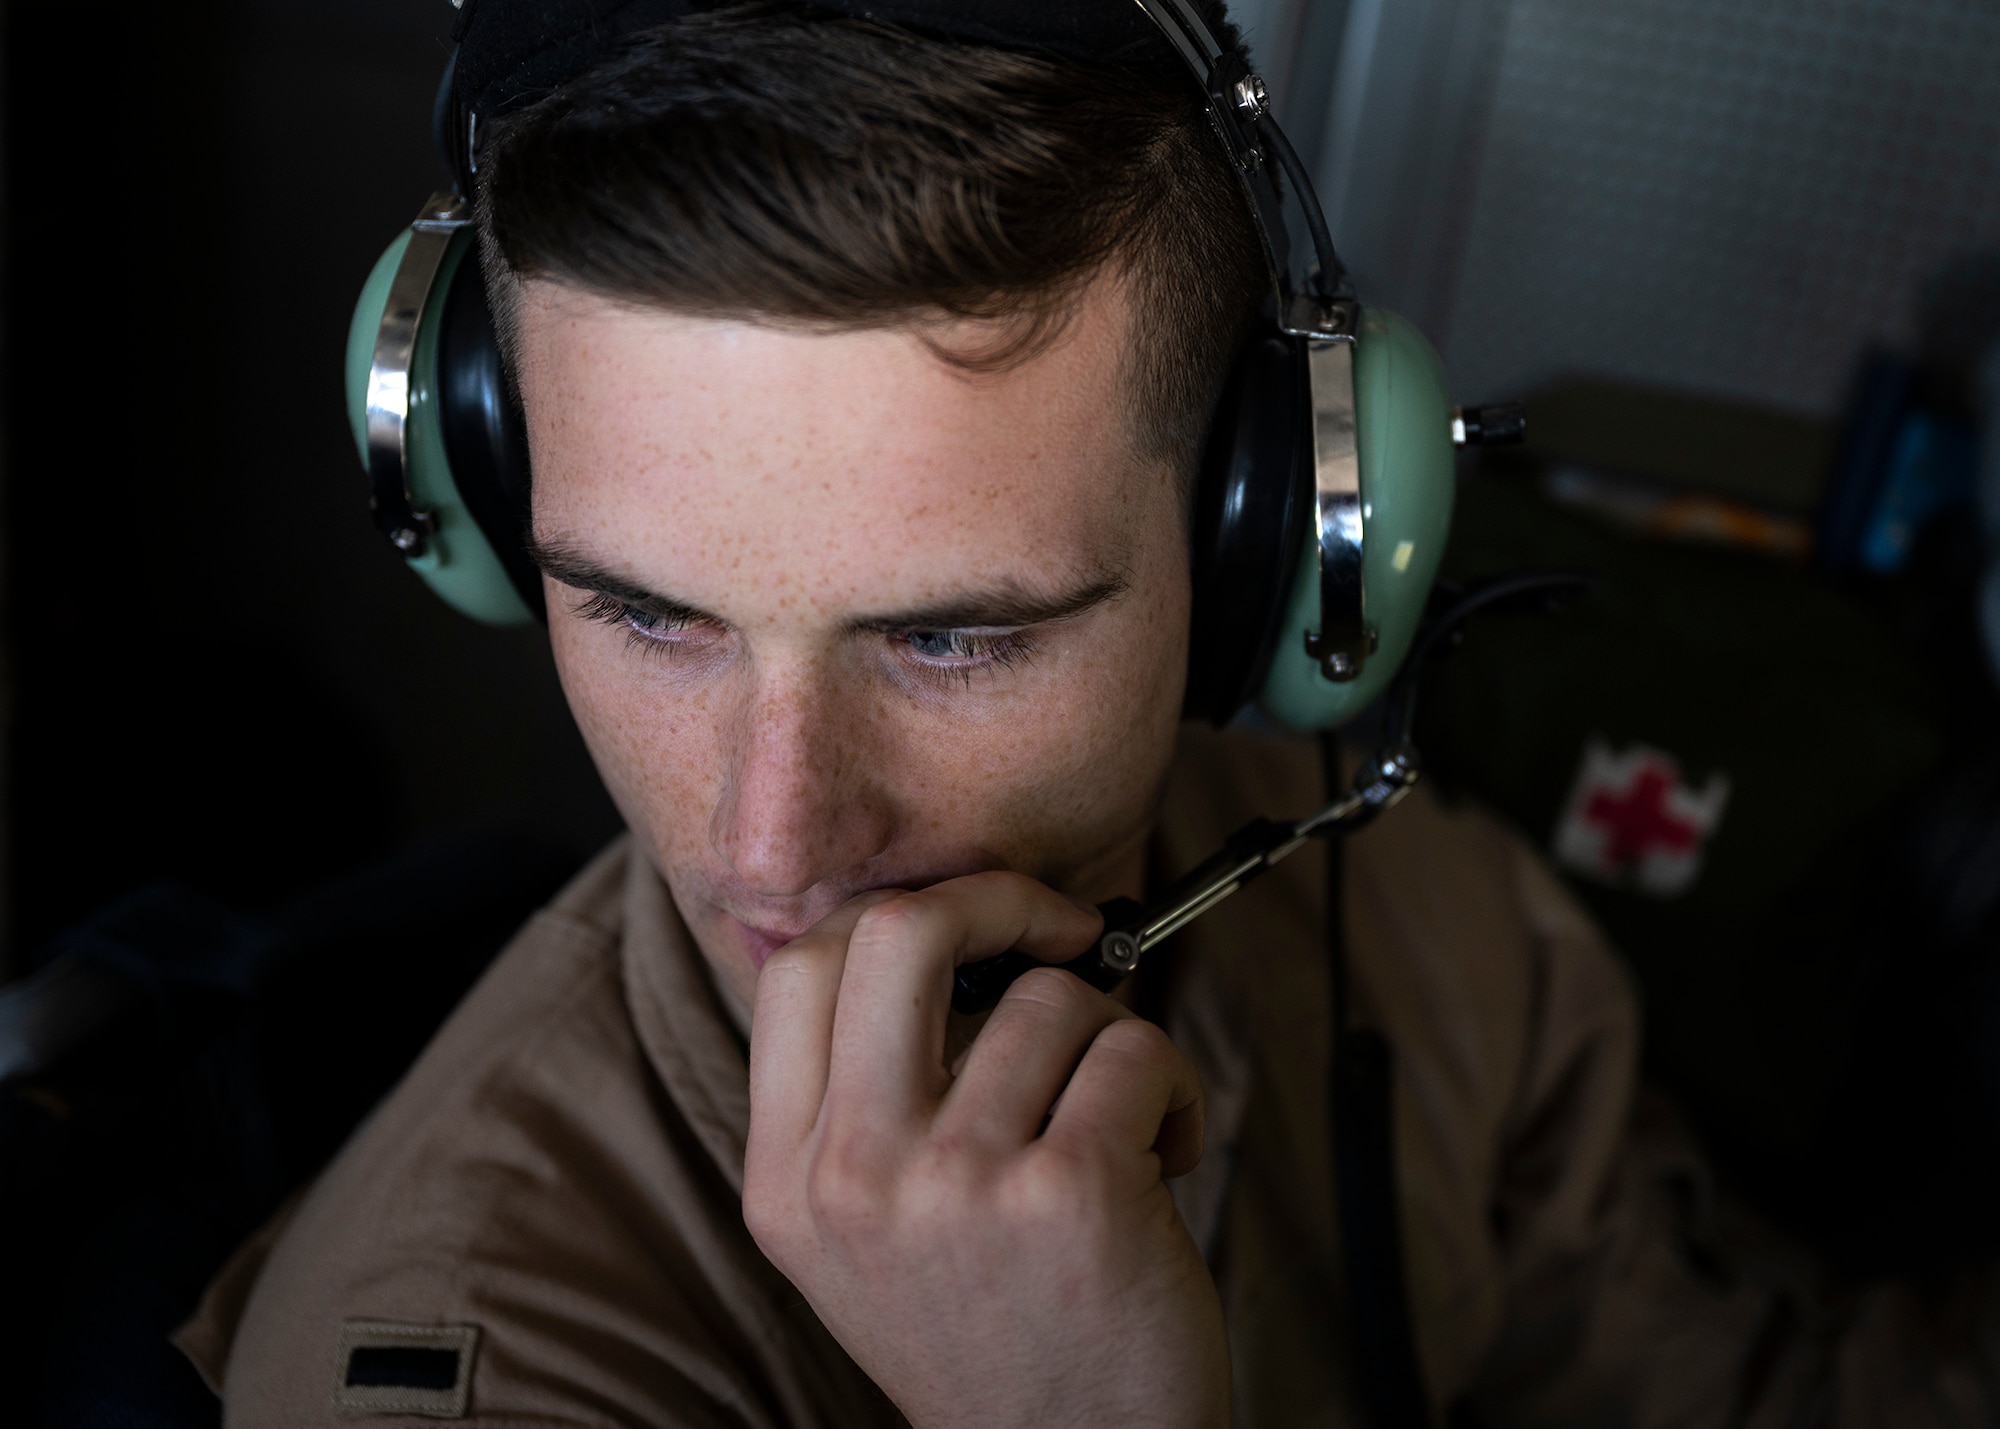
[{"xmin": 517, "ymin": 276, "xmax": 1191, "ymax": 1018}]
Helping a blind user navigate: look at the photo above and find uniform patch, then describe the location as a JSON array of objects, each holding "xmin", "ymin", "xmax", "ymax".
[
  {"xmin": 333, "ymin": 1321, "xmax": 479, "ymax": 1417},
  {"xmin": 1551, "ymin": 738, "xmax": 1730, "ymax": 897}
]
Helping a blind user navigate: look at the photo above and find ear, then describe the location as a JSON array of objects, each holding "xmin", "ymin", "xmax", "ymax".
[{"xmin": 1184, "ymin": 331, "xmax": 1316, "ymax": 725}]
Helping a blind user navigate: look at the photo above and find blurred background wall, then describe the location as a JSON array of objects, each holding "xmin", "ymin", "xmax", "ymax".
[
  {"xmin": 2, "ymin": 0, "xmax": 622, "ymax": 969},
  {"xmin": 1271, "ymin": 0, "xmax": 2000, "ymax": 414}
]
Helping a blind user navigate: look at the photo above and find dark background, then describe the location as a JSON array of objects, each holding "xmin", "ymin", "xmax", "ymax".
[
  {"xmin": 2, "ymin": 9, "xmax": 623, "ymax": 1413},
  {"xmin": 2, "ymin": 0, "xmax": 621, "ymax": 967}
]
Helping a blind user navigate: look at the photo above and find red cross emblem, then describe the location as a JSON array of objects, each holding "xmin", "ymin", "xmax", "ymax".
[{"xmin": 1551, "ymin": 739, "xmax": 1730, "ymax": 897}]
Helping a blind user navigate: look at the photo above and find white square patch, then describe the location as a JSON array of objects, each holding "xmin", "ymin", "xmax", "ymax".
[{"xmin": 1551, "ymin": 738, "xmax": 1730, "ymax": 897}]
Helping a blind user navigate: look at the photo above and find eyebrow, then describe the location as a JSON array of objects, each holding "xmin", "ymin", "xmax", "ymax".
[
  {"xmin": 527, "ymin": 535, "xmax": 713, "ymax": 626},
  {"xmin": 845, "ymin": 577, "xmax": 1128, "ymax": 633},
  {"xmin": 526, "ymin": 534, "xmax": 1131, "ymax": 633}
]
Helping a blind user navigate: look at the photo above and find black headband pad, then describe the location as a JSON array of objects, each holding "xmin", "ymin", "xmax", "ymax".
[
  {"xmin": 451, "ymin": 0, "xmax": 1240, "ymax": 126},
  {"xmin": 453, "ymin": 0, "xmax": 696, "ymax": 121}
]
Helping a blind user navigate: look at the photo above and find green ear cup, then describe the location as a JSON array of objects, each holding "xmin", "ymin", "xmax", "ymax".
[
  {"xmin": 345, "ymin": 231, "xmax": 536, "ymax": 627},
  {"xmin": 1258, "ymin": 308, "xmax": 1457, "ymax": 730}
]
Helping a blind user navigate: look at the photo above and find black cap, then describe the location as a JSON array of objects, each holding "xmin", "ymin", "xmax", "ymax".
[
  {"xmin": 451, "ymin": 0, "xmax": 698, "ymax": 124},
  {"xmin": 447, "ymin": 0, "xmax": 1235, "ymax": 139}
]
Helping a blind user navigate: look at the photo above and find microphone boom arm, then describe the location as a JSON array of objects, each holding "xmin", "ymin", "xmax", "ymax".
[{"xmin": 948, "ymin": 569, "xmax": 1592, "ymax": 1015}]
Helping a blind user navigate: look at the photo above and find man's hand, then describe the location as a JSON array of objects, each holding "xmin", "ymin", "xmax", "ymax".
[{"xmin": 743, "ymin": 872, "xmax": 1228, "ymax": 1429}]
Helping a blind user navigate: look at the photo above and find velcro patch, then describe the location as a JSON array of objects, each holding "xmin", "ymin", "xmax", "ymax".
[{"xmin": 334, "ymin": 1321, "xmax": 479, "ymax": 1418}]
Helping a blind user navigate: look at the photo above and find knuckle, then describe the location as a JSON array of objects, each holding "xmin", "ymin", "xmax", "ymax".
[
  {"xmin": 740, "ymin": 1177, "xmax": 787, "ymax": 1249},
  {"xmin": 804, "ymin": 1136, "xmax": 988, "ymax": 1250},
  {"xmin": 740, "ymin": 1164, "xmax": 804, "ymax": 1262},
  {"xmin": 756, "ymin": 940, "xmax": 820, "ymax": 980},
  {"xmin": 1003, "ymin": 964, "xmax": 1095, "ymax": 1012},
  {"xmin": 1093, "ymin": 1014, "xmax": 1176, "ymax": 1064},
  {"xmin": 970, "ymin": 868, "xmax": 1045, "ymax": 900},
  {"xmin": 999, "ymin": 1142, "xmax": 1111, "ymax": 1230},
  {"xmin": 803, "ymin": 1137, "xmax": 887, "ymax": 1238},
  {"xmin": 849, "ymin": 893, "xmax": 934, "ymax": 948},
  {"xmin": 843, "ymin": 886, "xmax": 904, "ymax": 913}
]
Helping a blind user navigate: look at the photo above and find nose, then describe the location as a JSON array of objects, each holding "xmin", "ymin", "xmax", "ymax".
[{"xmin": 709, "ymin": 658, "xmax": 894, "ymax": 900}]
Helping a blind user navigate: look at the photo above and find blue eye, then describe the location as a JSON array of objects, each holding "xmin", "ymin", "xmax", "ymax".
[
  {"xmin": 570, "ymin": 591, "xmax": 703, "ymax": 656},
  {"xmin": 623, "ymin": 607, "xmax": 689, "ymax": 640},
  {"xmin": 897, "ymin": 628, "xmax": 1038, "ymax": 686},
  {"xmin": 905, "ymin": 629, "xmax": 1014, "ymax": 661},
  {"xmin": 907, "ymin": 629, "xmax": 976, "ymax": 659}
]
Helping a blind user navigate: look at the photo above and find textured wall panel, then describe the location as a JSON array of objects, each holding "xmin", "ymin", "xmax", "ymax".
[{"xmin": 1440, "ymin": 0, "xmax": 2000, "ymax": 414}]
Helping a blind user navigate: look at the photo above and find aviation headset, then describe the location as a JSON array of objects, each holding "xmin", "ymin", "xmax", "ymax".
[{"xmin": 347, "ymin": 0, "xmax": 1467, "ymax": 731}]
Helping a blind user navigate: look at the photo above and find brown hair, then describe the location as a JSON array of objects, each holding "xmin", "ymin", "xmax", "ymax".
[{"xmin": 475, "ymin": 3, "xmax": 1266, "ymax": 476}]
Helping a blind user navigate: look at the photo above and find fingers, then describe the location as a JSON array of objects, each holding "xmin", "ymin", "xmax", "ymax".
[
  {"xmin": 747, "ymin": 890, "xmax": 902, "ymax": 1157},
  {"xmin": 825, "ymin": 872, "xmax": 1101, "ymax": 1117},
  {"xmin": 940, "ymin": 968, "xmax": 1134, "ymax": 1148},
  {"xmin": 1045, "ymin": 1018, "xmax": 1206, "ymax": 1180}
]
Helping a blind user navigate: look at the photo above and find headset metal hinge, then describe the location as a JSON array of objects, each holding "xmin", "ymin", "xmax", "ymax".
[
  {"xmin": 1301, "ymin": 303, "xmax": 1370, "ymax": 682},
  {"xmin": 365, "ymin": 191, "xmax": 471, "ymax": 558}
]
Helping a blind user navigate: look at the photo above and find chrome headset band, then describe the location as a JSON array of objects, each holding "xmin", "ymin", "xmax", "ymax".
[
  {"xmin": 1123, "ymin": 0, "xmax": 1370, "ymax": 681},
  {"xmin": 1128, "ymin": 1, "xmax": 1353, "ymax": 329},
  {"xmin": 367, "ymin": 190, "xmax": 471, "ymax": 557}
]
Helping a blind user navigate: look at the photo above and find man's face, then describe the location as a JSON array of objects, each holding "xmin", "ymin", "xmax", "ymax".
[{"xmin": 515, "ymin": 277, "xmax": 1191, "ymax": 1010}]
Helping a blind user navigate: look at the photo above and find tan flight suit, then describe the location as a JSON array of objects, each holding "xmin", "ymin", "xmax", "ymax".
[{"xmin": 178, "ymin": 726, "xmax": 2000, "ymax": 1426}]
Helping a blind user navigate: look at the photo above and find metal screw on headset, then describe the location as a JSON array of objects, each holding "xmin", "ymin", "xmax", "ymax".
[{"xmin": 1100, "ymin": 930, "xmax": 1142, "ymax": 975}]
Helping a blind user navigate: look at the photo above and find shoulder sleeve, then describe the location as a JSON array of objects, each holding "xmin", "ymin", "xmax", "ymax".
[
  {"xmin": 214, "ymin": 868, "xmax": 889, "ymax": 1429},
  {"xmin": 1453, "ymin": 831, "xmax": 1773, "ymax": 1425}
]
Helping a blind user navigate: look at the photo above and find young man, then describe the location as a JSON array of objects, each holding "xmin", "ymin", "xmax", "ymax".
[{"xmin": 178, "ymin": 3, "xmax": 2000, "ymax": 1425}]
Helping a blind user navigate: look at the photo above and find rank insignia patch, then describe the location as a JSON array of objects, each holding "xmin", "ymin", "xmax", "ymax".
[
  {"xmin": 1551, "ymin": 738, "xmax": 1730, "ymax": 898},
  {"xmin": 333, "ymin": 1321, "xmax": 479, "ymax": 1418}
]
